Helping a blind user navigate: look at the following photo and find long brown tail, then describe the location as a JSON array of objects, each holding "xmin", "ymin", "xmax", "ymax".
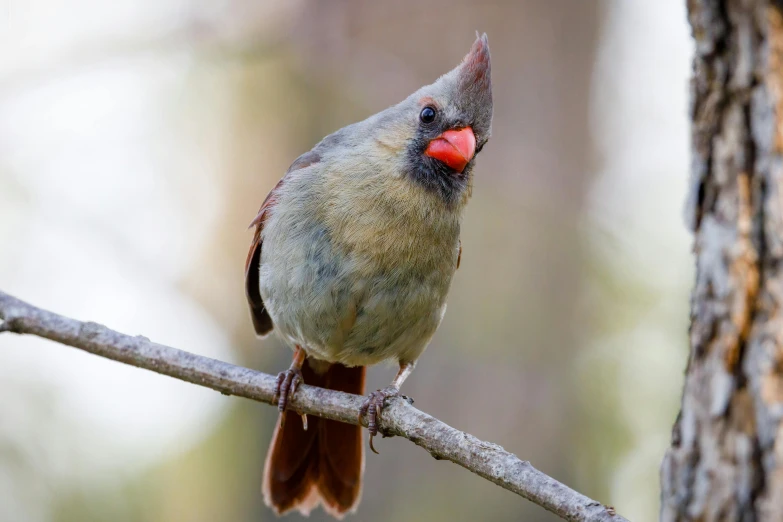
[{"xmin": 262, "ymin": 360, "xmax": 365, "ymax": 518}]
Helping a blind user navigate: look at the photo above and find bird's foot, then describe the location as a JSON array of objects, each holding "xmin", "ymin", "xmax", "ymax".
[
  {"xmin": 360, "ymin": 386, "xmax": 410, "ymax": 454},
  {"xmin": 273, "ymin": 368, "xmax": 303, "ymax": 412}
]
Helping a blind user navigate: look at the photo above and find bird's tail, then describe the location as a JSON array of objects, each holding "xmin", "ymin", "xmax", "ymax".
[{"xmin": 262, "ymin": 360, "xmax": 365, "ymax": 519}]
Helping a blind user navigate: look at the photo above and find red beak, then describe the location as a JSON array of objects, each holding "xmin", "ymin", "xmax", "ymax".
[{"xmin": 424, "ymin": 127, "xmax": 476, "ymax": 173}]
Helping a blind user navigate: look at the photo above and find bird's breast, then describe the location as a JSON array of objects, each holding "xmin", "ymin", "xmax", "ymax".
[
  {"xmin": 259, "ymin": 163, "xmax": 463, "ymax": 365},
  {"xmin": 322, "ymin": 166, "xmax": 462, "ymax": 274}
]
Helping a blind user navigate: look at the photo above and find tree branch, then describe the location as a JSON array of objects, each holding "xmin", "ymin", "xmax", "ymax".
[{"xmin": 0, "ymin": 290, "xmax": 625, "ymax": 522}]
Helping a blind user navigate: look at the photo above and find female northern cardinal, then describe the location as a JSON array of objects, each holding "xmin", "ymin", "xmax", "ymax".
[{"xmin": 245, "ymin": 33, "xmax": 492, "ymax": 518}]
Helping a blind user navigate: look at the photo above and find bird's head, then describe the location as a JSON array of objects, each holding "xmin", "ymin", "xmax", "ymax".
[
  {"xmin": 397, "ymin": 33, "xmax": 493, "ymax": 206},
  {"xmin": 322, "ymin": 33, "xmax": 493, "ymax": 210}
]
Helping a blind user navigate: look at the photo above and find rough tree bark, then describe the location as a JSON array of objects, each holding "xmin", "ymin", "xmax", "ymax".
[{"xmin": 661, "ymin": 0, "xmax": 783, "ymax": 520}]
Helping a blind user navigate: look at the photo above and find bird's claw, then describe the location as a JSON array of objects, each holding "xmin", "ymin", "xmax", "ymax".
[
  {"xmin": 359, "ymin": 386, "xmax": 402, "ymax": 454},
  {"xmin": 273, "ymin": 368, "xmax": 303, "ymax": 413}
]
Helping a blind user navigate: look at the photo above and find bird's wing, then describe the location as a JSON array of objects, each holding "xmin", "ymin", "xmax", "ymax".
[{"xmin": 245, "ymin": 150, "xmax": 321, "ymax": 337}]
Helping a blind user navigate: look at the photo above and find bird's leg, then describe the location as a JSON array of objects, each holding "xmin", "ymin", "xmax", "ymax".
[
  {"xmin": 273, "ymin": 346, "xmax": 307, "ymax": 429},
  {"xmin": 359, "ymin": 360, "xmax": 416, "ymax": 454}
]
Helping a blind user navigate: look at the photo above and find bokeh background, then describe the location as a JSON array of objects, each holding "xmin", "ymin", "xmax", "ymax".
[{"xmin": 0, "ymin": 1, "xmax": 693, "ymax": 521}]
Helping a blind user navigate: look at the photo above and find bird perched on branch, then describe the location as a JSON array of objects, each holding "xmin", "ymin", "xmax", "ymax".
[{"xmin": 245, "ymin": 33, "xmax": 493, "ymax": 518}]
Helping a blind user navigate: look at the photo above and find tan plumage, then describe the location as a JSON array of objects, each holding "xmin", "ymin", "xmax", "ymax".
[{"xmin": 246, "ymin": 33, "xmax": 493, "ymax": 518}]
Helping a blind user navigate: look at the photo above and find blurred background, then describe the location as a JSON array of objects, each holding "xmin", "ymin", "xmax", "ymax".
[{"xmin": 0, "ymin": 1, "xmax": 693, "ymax": 521}]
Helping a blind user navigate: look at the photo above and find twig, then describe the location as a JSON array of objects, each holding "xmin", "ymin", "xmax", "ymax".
[{"xmin": 0, "ymin": 290, "xmax": 626, "ymax": 522}]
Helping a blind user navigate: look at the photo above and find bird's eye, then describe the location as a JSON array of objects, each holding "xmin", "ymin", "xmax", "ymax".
[{"xmin": 420, "ymin": 106, "xmax": 437, "ymax": 124}]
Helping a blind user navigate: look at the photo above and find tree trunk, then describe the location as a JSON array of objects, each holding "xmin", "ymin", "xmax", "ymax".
[{"xmin": 661, "ymin": 0, "xmax": 783, "ymax": 520}]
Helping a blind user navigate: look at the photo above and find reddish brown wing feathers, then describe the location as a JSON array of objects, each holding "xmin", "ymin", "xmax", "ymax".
[
  {"xmin": 245, "ymin": 151, "xmax": 321, "ymax": 336},
  {"xmin": 245, "ymin": 180, "xmax": 283, "ymax": 336}
]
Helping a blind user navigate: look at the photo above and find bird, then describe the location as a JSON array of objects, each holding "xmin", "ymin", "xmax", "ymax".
[{"xmin": 245, "ymin": 33, "xmax": 492, "ymax": 518}]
